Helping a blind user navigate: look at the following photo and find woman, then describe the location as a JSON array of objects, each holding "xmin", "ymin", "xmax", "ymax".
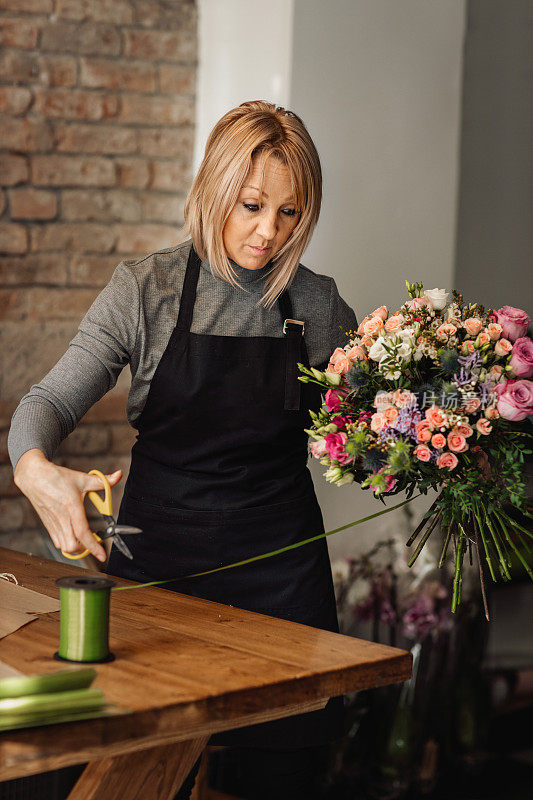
[{"xmin": 9, "ymin": 101, "xmax": 358, "ymax": 799}]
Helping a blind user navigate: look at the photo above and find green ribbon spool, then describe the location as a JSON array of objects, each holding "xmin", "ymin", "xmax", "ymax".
[{"xmin": 55, "ymin": 576, "xmax": 116, "ymax": 663}]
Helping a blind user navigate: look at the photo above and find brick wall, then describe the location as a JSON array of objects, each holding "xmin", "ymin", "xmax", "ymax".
[{"xmin": 0, "ymin": 0, "xmax": 197, "ymax": 559}]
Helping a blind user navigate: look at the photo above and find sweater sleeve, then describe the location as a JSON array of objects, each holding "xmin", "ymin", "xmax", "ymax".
[
  {"xmin": 329, "ymin": 277, "xmax": 358, "ymax": 354},
  {"xmin": 7, "ymin": 261, "xmax": 140, "ymax": 472}
]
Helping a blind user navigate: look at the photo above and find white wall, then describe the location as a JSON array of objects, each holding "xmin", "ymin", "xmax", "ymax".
[{"xmin": 195, "ymin": 0, "xmax": 467, "ymax": 563}]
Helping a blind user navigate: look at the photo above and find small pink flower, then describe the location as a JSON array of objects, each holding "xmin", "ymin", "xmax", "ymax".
[
  {"xmin": 385, "ymin": 315, "xmax": 405, "ymax": 333},
  {"xmin": 437, "ymin": 452, "xmax": 459, "ymax": 470},
  {"xmin": 309, "ymin": 438, "xmax": 327, "ymax": 458},
  {"xmin": 476, "ymin": 331, "xmax": 491, "ymax": 346},
  {"xmin": 462, "ymin": 340, "xmax": 475, "ymax": 355},
  {"xmin": 447, "ymin": 431, "xmax": 468, "ymax": 453},
  {"xmin": 414, "ymin": 444, "xmax": 432, "ymax": 462},
  {"xmin": 509, "ymin": 337, "xmax": 533, "ymax": 378},
  {"xmin": 332, "ymin": 414, "xmax": 353, "ymax": 430},
  {"xmin": 324, "ymin": 387, "xmax": 348, "ymax": 412},
  {"xmin": 476, "ymin": 419, "xmax": 493, "ymax": 435},
  {"xmin": 431, "ymin": 433, "xmax": 447, "ymax": 449},
  {"xmin": 370, "ymin": 412, "xmax": 387, "ymax": 433},
  {"xmin": 484, "ymin": 406, "xmax": 500, "ymax": 420},
  {"xmin": 408, "ymin": 296, "xmax": 432, "ymax": 311},
  {"xmin": 425, "ymin": 405, "xmax": 447, "ymax": 428},
  {"xmin": 393, "ymin": 389, "xmax": 416, "ymax": 409},
  {"xmin": 372, "ymin": 305, "xmax": 388, "ymax": 321},
  {"xmin": 495, "ymin": 338, "xmax": 512, "ymax": 357},
  {"xmin": 464, "ymin": 317, "xmax": 483, "ymax": 336},
  {"xmin": 357, "ymin": 315, "xmax": 373, "ymax": 335},
  {"xmin": 436, "ymin": 323, "xmax": 457, "ymax": 341},
  {"xmin": 489, "ymin": 365, "xmax": 504, "ymax": 378},
  {"xmin": 363, "ymin": 316, "xmax": 384, "ymax": 337},
  {"xmin": 463, "ymin": 396, "xmax": 481, "ymax": 414},
  {"xmin": 384, "ymin": 407, "xmax": 399, "ymax": 425},
  {"xmin": 416, "ymin": 419, "xmax": 433, "ymax": 442},
  {"xmin": 361, "ymin": 334, "xmax": 374, "ymax": 348},
  {"xmin": 327, "ymin": 347, "xmax": 352, "ymax": 374},
  {"xmin": 495, "ymin": 306, "xmax": 530, "ymax": 342},
  {"xmin": 455, "ymin": 422, "xmax": 474, "ymax": 437},
  {"xmin": 487, "ymin": 322, "xmax": 503, "ymax": 340},
  {"xmin": 325, "ymin": 432, "xmax": 350, "ymax": 464}
]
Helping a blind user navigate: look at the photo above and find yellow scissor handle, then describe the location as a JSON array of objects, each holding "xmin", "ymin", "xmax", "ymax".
[{"xmin": 61, "ymin": 469, "xmax": 112, "ymax": 560}]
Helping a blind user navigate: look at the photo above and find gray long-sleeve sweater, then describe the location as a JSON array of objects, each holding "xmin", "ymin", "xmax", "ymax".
[{"xmin": 8, "ymin": 238, "xmax": 358, "ymax": 471}]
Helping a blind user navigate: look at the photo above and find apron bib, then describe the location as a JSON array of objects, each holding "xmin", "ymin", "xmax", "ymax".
[{"xmin": 106, "ymin": 245, "xmax": 345, "ymax": 747}]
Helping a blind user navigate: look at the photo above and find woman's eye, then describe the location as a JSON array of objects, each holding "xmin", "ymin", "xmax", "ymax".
[
  {"xmin": 243, "ymin": 203, "xmax": 259, "ymax": 212},
  {"xmin": 282, "ymin": 208, "xmax": 297, "ymax": 217}
]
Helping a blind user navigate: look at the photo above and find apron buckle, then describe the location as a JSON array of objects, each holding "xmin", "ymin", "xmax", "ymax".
[{"xmin": 283, "ymin": 318, "xmax": 305, "ymax": 335}]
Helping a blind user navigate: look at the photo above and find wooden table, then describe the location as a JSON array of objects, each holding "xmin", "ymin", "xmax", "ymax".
[{"xmin": 0, "ymin": 547, "xmax": 412, "ymax": 799}]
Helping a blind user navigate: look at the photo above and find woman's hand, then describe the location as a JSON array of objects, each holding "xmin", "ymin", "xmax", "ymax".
[{"xmin": 14, "ymin": 449, "xmax": 123, "ymax": 562}]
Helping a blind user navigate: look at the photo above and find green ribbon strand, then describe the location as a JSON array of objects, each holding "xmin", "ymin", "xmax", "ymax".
[{"xmin": 113, "ymin": 494, "xmax": 420, "ymax": 592}]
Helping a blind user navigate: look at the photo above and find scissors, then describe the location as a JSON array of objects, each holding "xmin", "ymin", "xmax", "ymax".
[{"xmin": 62, "ymin": 469, "xmax": 142, "ymax": 561}]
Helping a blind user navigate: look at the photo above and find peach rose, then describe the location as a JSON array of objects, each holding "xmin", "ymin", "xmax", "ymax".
[
  {"xmin": 495, "ymin": 338, "xmax": 512, "ymax": 357},
  {"xmin": 489, "ymin": 365, "xmax": 503, "ymax": 378},
  {"xmin": 463, "ymin": 397, "xmax": 481, "ymax": 414},
  {"xmin": 363, "ymin": 316, "xmax": 384, "ymax": 336},
  {"xmin": 372, "ymin": 305, "xmax": 388, "ymax": 321},
  {"xmin": 484, "ymin": 406, "xmax": 500, "ymax": 420},
  {"xmin": 436, "ymin": 323, "xmax": 457, "ymax": 341},
  {"xmin": 476, "ymin": 419, "xmax": 493, "ymax": 435},
  {"xmin": 425, "ymin": 405, "xmax": 447, "ymax": 428},
  {"xmin": 431, "ymin": 433, "xmax": 447, "ymax": 449},
  {"xmin": 455, "ymin": 422, "xmax": 474, "ymax": 437},
  {"xmin": 462, "ymin": 340, "xmax": 475, "ymax": 354},
  {"xmin": 393, "ymin": 389, "xmax": 415, "ymax": 409},
  {"xmin": 437, "ymin": 452, "xmax": 459, "ymax": 470},
  {"xmin": 374, "ymin": 390, "xmax": 394, "ymax": 409},
  {"xmin": 385, "ymin": 315, "xmax": 405, "ymax": 333},
  {"xmin": 414, "ymin": 444, "xmax": 432, "ymax": 462},
  {"xmin": 487, "ymin": 322, "xmax": 503, "ymax": 340},
  {"xmin": 476, "ymin": 332, "xmax": 491, "ymax": 347},
  {"xmin": 447, "ymin": 431, "xmax": 468, "ymax": 453},
  {"xmin": 370, "ymin": 413, "xmax": 387, "ymax": 433},
  {"xmin": 416, "ymin": 419, "xmax": 433, "ymax": 442},
  {"xmin": 464, "ymin": 317, "xmax": 482, "ymax": 336},
  {"xmin": 360, "ymin": 334, "xmax": 373, "ymax": 348},
  {"xmin": 384, "ymin": 407, "xmax": 399, "ymax": 425},
  {"xmin": 327, "ymin": 347, "xmax": 351, "ymax": 374},
  {"xmin": 357, "ymin": 315, "xmax": 373, "ymax": 335},
  {"xmin": 346, "ymin": 345, "xmax": 367, "ymax": 361}
]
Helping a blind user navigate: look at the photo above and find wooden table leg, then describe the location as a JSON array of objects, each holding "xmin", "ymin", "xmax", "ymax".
[{"xmin": 67, "ymin": 735, "xmax": 210, "ymax": 800}]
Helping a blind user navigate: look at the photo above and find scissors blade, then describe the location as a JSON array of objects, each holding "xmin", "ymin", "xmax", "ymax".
[
  {"xmin": 113, "ymin": 525, "xmax": 143, "ymax": 535},
  {"xmin": 112, "ymin": 533, "xmax": 134, "ymax": 560}
]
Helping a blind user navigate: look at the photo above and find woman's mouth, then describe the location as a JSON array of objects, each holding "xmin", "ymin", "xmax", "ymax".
[{"xmin": 248, "ymin": 245, "xmax": 270, "ymax": 255}]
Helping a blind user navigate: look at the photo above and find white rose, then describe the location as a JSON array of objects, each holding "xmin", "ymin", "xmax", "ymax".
[
  {"xmin": 368, "ymin": 339, "xmax": 387, "ymax": 361},
  {"xmin": 424, "ymin": 288, "xmax": 450, "ymax": 310},
  {"xmin": 397, "ymin": 342, "xmax": 413, "ymax": 361},
  {"xmin": 336, "ymin": 473, "xmax": 355, "ymax": 486}
]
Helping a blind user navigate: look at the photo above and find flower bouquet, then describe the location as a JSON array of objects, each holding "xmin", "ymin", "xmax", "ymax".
[{"xmin": 299, "ymin": 283, "xmax": 533, "ymax": 617}]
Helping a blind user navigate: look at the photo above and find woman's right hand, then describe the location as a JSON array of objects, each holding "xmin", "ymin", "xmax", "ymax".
[{"xmin": 13, "ymin": 449, "xmax": 123, "ymax": 563}]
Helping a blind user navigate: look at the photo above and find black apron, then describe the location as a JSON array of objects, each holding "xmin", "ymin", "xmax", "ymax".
[{"xmin": 106, "ymin": 245, "xmax": 345, "ymax": 748}]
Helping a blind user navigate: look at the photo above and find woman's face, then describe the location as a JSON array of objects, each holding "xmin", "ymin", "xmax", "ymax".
[{"xmin": 222, "ymin": 155, "xmax": 300, "ymax": 270}]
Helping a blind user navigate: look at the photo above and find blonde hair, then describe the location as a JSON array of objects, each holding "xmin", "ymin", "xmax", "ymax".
[{"xmin": 184, "ymin": 100, "xmax": 322, "ymax": 309}]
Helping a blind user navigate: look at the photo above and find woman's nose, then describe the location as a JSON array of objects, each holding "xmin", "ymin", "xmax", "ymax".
[{"xmin": 255, "ymin": 210, "xmax": 277, "ymax": 240}]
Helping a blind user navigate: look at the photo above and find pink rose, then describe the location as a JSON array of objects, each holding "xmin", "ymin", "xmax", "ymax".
[
  {"xmin": 332, "ymin": 414, "xmax": 353, "ymax": 430},
  {"xmin": 437, "ymin": 452, "xmax": 459, "ymax": 470},
  {"xmin": 495, "ymin": 306, "xmax": 530, "ymax": 342},
  {"xmin": 489, "ymin": 364, "xmax": 504, "ymax": 378},
  {"xmin": 327, "ymin": 347, "xmax": 351, "ymax": 374},
  {"xmin": 495, "ymin": 379, "xmax": 533, "ymax": 421},
  {"xmin": 476, "ymin": 419, "xmax": 493, "ymax": 435},
  {"xmin": 372, "ymin": 305, "xmax": 388, "ymax": 321},
  {"xmin": 476, "ymin": 332, "xmax": 491, "ymax": 347},
  {"xmin": 484, "ymin": 406, "xmax": 499, "ymax": 420},
  {"xmin": 385, "ymin": 315, "xmax": 405, "ymax": 333},
  {"xmin": 309, "ymin": 438, "xmax": 327, "ymax": 458},
  {"xmin": 370, "ymin": 412, "xmax": 387, "ymax": 433},
  {"xmin": 463, "ymin": 396, "xmax": 481, "ymax": 414},
  {"xmin": 324, "ymin": 387, "xmax": 348, "ymax": 412},
  {"xmin": 384, "ymin": 407, "xmax": 399, "ymax": 425},
  {"xmin": 462, "ymin": 340, "xmax": 475, "ymax": 354},
  {"xmin": 393, "ymin": 389, "xmax": 415, "ymax": 409},
  {"xmin": 464, "ymin": 317, "xmax": 482, "ymax": 336},
  {"xmin": 509, "ymin": 337, "xmax": 533, "ymax": 378},
  {"xmin": 431, "ymin": 433, "xmax": 447, "ymax": 449},
  {"xmin": 346, "ymin": 345, "xmax": 367, "ymax": 361},
  {"xmin": 494, "ymin": 338, "xmax": 512, "ymax": 357},
  {"xmin": 436, "ymin": 323, "xmax": 457, "ymax": 341},
  {"xmin": 325, "ymin": 432, "xmax": 350, "ymax": 464},
  {"xmin": 425, "ymin": 405, "xmax": 447, "ymax": 428},
  {"xmin": 486, "ymin": 322, "xmax": 503, "ymax": 340},
  {"xmin": 416, "ymin": 419, "xmax": 433, "ymax": 442},
  {"xmin": 447, "ymin": 431, "xmax": 468, "ymax": 453},
  {"xmin": 408, "ymin": 296, "xmax": 432, "ymax": 311},
  {"xmin": 414, "ymin": 444, "xmax": 431, "ymax": 462},
  {"xmin": 455, "ymin": 422, "xmax": 474, "ymax": 437},
  {"xmin": 363, "ymin": 316, "xmax": 384, "ymax": 336},
  {"xmin": 357, "ymin": 315, "xmax": 373, "ymax": 335}
]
